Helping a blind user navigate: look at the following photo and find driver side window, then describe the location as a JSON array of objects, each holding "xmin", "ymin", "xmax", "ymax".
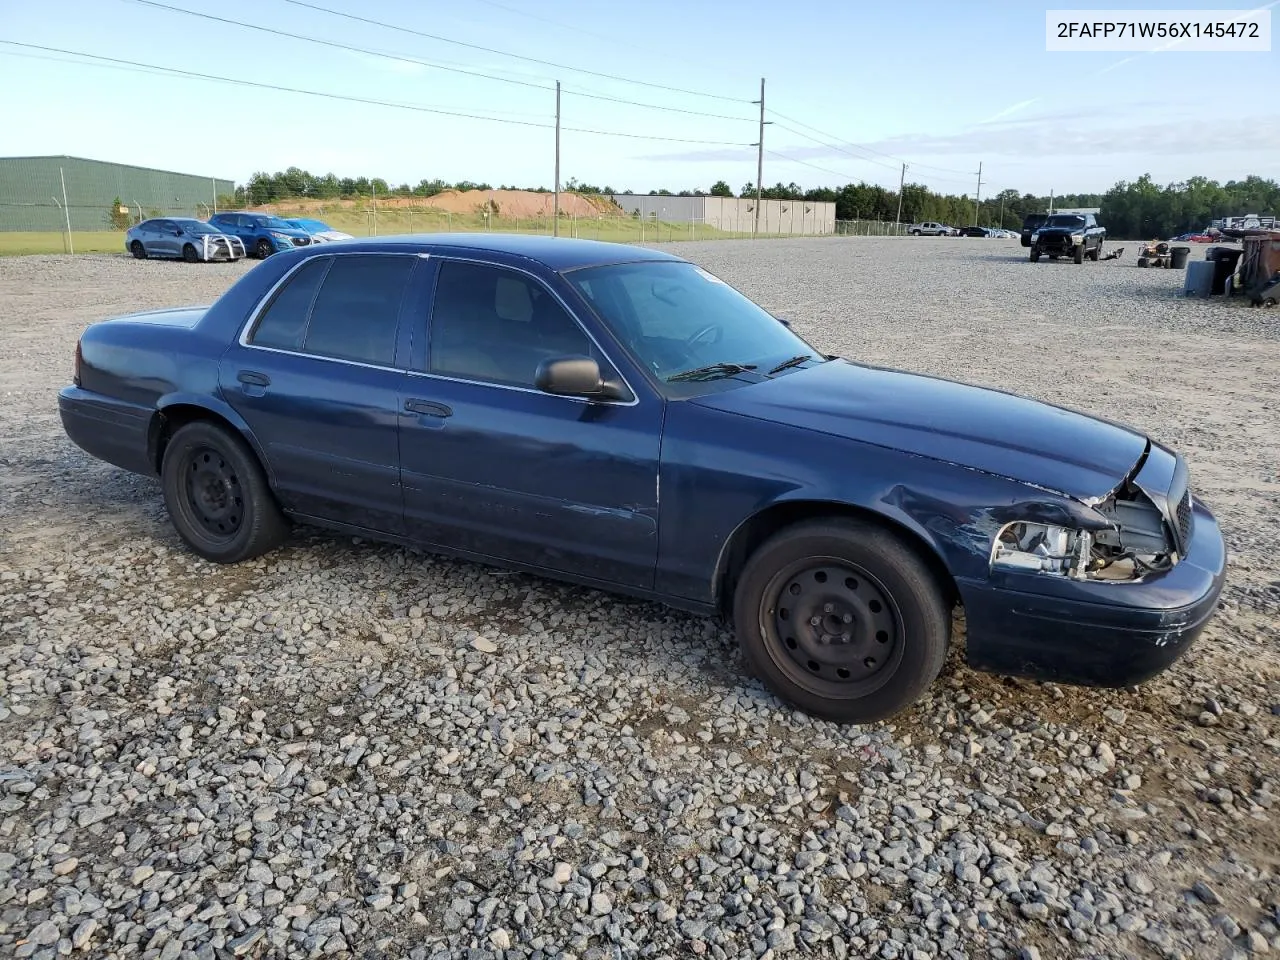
[{"xmin": 428, "ymin": 260, "xmax": 598, "ymax": 388}]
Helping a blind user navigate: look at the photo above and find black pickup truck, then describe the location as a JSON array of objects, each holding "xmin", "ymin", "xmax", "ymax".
[
  {"xmin": 1020, "ymin": 213, "xmax": 1048, "ymax": 246},
  {"xmin": 1029, "ymin": 213, "xmax": 1106, "ymax": 264}
]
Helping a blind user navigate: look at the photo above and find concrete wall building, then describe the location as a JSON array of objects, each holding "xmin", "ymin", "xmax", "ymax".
[
  {"xmin": 608, "ymin": 194, "xmax": 836, "ymax": 235},
  {"xmin": 0, "ymin": 155, "xmax": 235, "ymax": 231}
]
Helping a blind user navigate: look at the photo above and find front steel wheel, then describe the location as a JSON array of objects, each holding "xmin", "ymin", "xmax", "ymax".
[
  {"xmin": 765, "ymin": 560, "xmax": 905, "ymax": 697},
  {"xmin": 733, "ymin": 518, "xmax": 950, "ymax": 723}
]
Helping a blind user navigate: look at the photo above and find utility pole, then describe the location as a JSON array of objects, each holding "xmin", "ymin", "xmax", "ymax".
[
  {"xmin": 59, "ymin": 166, "xmax": 73, "ymax": 254},
  {"xmin": 752, "ymin": 77, "xmax": 766, "ymax": 237},
  {"xmin": 894, "ymin": 162, "xmax": 907, "ymax": 227},
  {"xmin": 1049, "ymin": 189, "xmax": 1054, "ymax": 214},
  {"xmin": 972, "ymin": 161, "xmax": 983, "ymax": 226},
  {"xmin": 553, "ymin": 80, "xmax": 561, "ymax": 237},
  {"xmin": 998, "ymin": 193, "xmax": 1005, "ymax": 228}
]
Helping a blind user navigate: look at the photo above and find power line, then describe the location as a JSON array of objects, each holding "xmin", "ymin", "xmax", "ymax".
[
  {"xmin": 281, "ymin": 0, "xmax": 749, "ymax": 104},
  {"xmin": 467, "ymin": 0, "xmax": 621, "ymax": 44},
  {"xmin": 119, "ymin": 0, "xmax": 752, "ymax": 121},
  {"xmin": 766, "ymin": 149, "xmax": 979, "ymax": 197},
  {"xmin": 768, "ymin": 107, "xmax": 976, "ymax": 178},
  {"xmin": 0, "ymin": 41, "xmax": 753, "ymax": 146}
]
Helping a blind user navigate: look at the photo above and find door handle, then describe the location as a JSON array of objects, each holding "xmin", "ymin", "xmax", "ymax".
[
  {"xmin": 237, "ymin": 370, "xmax": 271, "ymax": 387},
  {"xmin": 404, "ymin": 399, "xmax": 452, "ymax": 418}
]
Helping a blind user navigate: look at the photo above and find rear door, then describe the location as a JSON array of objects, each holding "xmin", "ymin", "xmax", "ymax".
[
  {"xmin": 152, "ymin": 220, "xmax": 178, "ymax": 257},
  {"xmin": 218, "ymin": 252, "xmax": 421, "ymax": 534}
]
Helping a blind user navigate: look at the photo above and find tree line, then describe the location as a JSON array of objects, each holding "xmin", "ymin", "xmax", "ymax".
[{"xmin": 232, "ymin": 166, "xmax": 1278, "ymax": 237}]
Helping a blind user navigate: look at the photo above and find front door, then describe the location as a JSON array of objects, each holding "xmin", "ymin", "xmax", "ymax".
[
  {"xmin": 399, "ymin": 257, "xmax": 662, "ymax": 589},
  {"xmin": 219, "ymin": 252, "xmax": 421, "ymax": 534}
]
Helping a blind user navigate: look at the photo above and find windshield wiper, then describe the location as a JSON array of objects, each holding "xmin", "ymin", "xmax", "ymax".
[
  {"xmin": 767, "ymin": 354, "xmax": 815, "ymax": 375},
  {"xmin": 666, "ymin": 361, "xmax": 758, "ymax": 382}
]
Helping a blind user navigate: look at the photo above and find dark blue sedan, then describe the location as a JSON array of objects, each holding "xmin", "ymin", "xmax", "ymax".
[{"xmin": 57, "ymin": 235, "xmax": 1226, "ymax": 722}]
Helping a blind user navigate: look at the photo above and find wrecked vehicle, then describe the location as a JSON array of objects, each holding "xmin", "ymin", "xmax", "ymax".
[
  {"xmin": 1030, "ymin": 212, "xmax": 1107, "ymax": 263},
  {"xmin": 57, "ymin": 235, "xmax": 1226, "ymax": 723}
]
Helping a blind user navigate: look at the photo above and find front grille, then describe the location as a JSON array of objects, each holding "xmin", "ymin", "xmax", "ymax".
[{"xmin": 1176, "ymin": 488, "xmax": 1193, "ymax": 550}]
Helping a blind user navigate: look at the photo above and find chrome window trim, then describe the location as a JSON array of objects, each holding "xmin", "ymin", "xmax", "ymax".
[
  {"xmin": 235, "ymin": 249, "xmax": 641, "ymax": 407},
  {"xmin": 237, "ymin": 250, "xmax": 420, "ymax": 358},
  {"xmin": 421, "ymin": 254, "xmax": 640, "ymax": 407}
]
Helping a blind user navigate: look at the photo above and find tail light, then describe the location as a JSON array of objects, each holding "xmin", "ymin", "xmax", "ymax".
[{"xmin": 73, "ymin": 339, "xmax": 83, "ymax": 387}]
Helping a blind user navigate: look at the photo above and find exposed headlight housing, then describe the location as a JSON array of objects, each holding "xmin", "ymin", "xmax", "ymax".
[
  {"xmin": 270, "ymin": 231, "xmax": 292, "ymax": 240},
  {"xmin": 992, "ymin": 522, "xmax": 1091, "ymax": 578},
  {"xmin": 991, "ymin": 484, "xmax": 1180, "ymax": 582},
  {"xmin": 1030, "ymin": 231, "xmax": 1040, "ymax": 242}
]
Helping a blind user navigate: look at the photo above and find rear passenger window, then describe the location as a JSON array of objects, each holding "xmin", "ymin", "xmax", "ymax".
[
  {"xmin": 302, "ymin": 255, "xmax": 414, "ymax": 365},
  {"xmin": 249, "ymin": 257, "xmax": 329, "ymax": 351}
]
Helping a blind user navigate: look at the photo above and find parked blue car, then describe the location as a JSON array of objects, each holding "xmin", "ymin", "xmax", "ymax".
[
  {"xmin": 126, "ymin": 217, "xmax": 246, "ymax": 262},
  {"xmin": 284, "ymin": 217, "xmax": 355, "ymax": 243},
  {"xmin": 206, "ymin": 211, "xmax": 315, "ymax": 258},
  {"xmin": 57, "ymin": 235, "xmax": 1226, "ymax": 722}
]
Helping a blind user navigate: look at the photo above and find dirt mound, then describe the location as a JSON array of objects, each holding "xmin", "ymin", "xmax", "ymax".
[{"xmin": 256, "ymin": 189, "xmax": 621, "ymax": 218}]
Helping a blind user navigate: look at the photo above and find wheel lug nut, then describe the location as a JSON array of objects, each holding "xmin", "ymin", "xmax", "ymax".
[
  {"xmin": 843, "ymin": 613, "xmax": 852, "ymax": 623},
  {"xmin": 809, "ymin": 616, "xmax": 821, "ymax": 626},
  {"xmin": 823, "ymin": 603, "xmax": 834, "ymax": 614}
]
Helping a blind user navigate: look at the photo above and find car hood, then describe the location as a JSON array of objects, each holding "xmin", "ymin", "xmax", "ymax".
[{"xmin": 691, "ymin": 359, "xmax": 1148, "ymax": 501}]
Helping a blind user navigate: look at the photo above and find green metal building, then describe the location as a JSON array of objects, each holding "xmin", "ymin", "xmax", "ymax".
[{"xmin": 0, "ymin": 155, "xmax": 235, "ymax": 232}]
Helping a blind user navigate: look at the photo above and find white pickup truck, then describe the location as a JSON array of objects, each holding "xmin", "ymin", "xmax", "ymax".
[{"xmin": 907, "ymin": 221, "xmax": 956, "ymax": 236}]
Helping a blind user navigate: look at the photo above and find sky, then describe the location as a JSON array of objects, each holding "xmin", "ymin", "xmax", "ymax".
[{"xmin": 1, "ymin": 0, "xmax": 1276, "ymax": 198}]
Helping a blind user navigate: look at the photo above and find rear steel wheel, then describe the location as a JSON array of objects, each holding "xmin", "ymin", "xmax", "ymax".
[
  {"xmin": 161, "ymin": 421, "xmax": 289, "ymax": 563},
  {"xmin": 130, "ymin": 240, "xmax": 146, "ymax": 259}
]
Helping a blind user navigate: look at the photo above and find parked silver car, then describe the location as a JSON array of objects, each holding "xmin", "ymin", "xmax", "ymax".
[{"xmin": 126, "ymin": 218, "xmax": 246, "ymax": 262}]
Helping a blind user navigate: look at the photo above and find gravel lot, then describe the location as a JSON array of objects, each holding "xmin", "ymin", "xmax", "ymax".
[{"xmin": 2, "ymin": 238, "xmax": 1279, "ymax": 960}]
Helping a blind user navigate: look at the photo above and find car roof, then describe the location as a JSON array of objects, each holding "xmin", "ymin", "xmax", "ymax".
[{"xmin": 309, "ymin": 233, "xmax": 688, "ymax": 271}]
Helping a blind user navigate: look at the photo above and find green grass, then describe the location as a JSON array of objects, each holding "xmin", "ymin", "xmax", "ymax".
[
  {"xmin": 0, "ymin": 231, "xmax": 126, "ymax": 256},
  {"xmin": 0, "ymin": 210, "xmax": 815, "ymax": 256}
]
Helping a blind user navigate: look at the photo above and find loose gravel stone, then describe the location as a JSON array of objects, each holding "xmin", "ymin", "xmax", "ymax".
[{"xmin": 1, "ymin": 243, "xmax": 1278, "ymax": 959}]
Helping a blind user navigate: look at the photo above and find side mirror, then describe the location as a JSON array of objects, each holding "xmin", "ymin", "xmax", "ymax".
[{"xmin": 534, "ymin": 356, "xmax": 626, "ymax": 401}]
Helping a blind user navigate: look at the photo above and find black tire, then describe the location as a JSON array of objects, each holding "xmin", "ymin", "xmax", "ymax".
[
  {"xmin": 160, "ymin": 421, "xmax": 289, "ymax": 563},
  {"xmin": 911, "ymin": 230, "xmax": 921, "ymax": 236},
  {"xmin": 1073, "ymin": 244, "xmax": 1085, "ymax": 264},
  {"xmin": 130, "ymin": 240, "xmax": 146, "ymax": 260},
  {"xmin": 732, "ymin": 518, "xmax": 950, "ymax": 723},
  {"xmin": 182, "ymin": 243, "xmax": 199, "ymax": 263},
  {"xmin": 255, "ymin": 238, "xmax": 273, "ymax": 259},
  {"xmin": 1089, "ymin": 241, "xmax": 1101, "ymax": 261},
  {"xmin": 1029, "ymin": 249, "xmax": 1040, "ymax": 263},
  {"xmin": 1138, "ymin": 257, "xmax": 1149, "ymax": 267}
]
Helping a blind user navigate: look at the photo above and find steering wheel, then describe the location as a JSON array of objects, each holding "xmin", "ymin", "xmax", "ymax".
[{"xmin": 687, "ymin": 323, "xmax": 721, "ymax": 346}]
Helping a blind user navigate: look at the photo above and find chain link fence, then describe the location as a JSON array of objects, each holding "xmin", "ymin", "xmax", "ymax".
[{"xmin": 1, "ymin": 197, "xmax": 914, "ymax": 255}]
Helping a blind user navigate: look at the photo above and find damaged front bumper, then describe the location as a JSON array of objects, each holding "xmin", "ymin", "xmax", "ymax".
[
  {"xmin": 198, "ymin": 234, "xmax": 246, "ymax": 261},
  {"xmin": 959, "ymin": 466, "xmax": 1227, "ymax": 687},
  {"xmin": 1032, "ymin": 231, "xmax": 1083, "ymax": 255}
]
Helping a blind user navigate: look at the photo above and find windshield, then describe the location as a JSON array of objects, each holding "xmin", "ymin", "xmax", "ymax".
[
  {"xmin": 175, "ymin": 220, "xmax": 218, "ymax": 234},
  {"xmin": 1046, "ymin": 214, "xmax": 1086, "ymax": 228},
  {"xmin": 259, "ymin": 216, "xmax": 297, "ymax": 230},
  {"xmin": 568, "ymin": 260, "xmax": 823, "ymax": 382},
  {"xmin": 291, "ymin": 218, "xmax": 330, "ymax": 231}
]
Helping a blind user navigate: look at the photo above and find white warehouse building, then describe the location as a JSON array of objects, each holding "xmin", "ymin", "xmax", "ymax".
[{"xmin": 608, "ymin": 194, "xmax": 836, "ymax": 235}]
